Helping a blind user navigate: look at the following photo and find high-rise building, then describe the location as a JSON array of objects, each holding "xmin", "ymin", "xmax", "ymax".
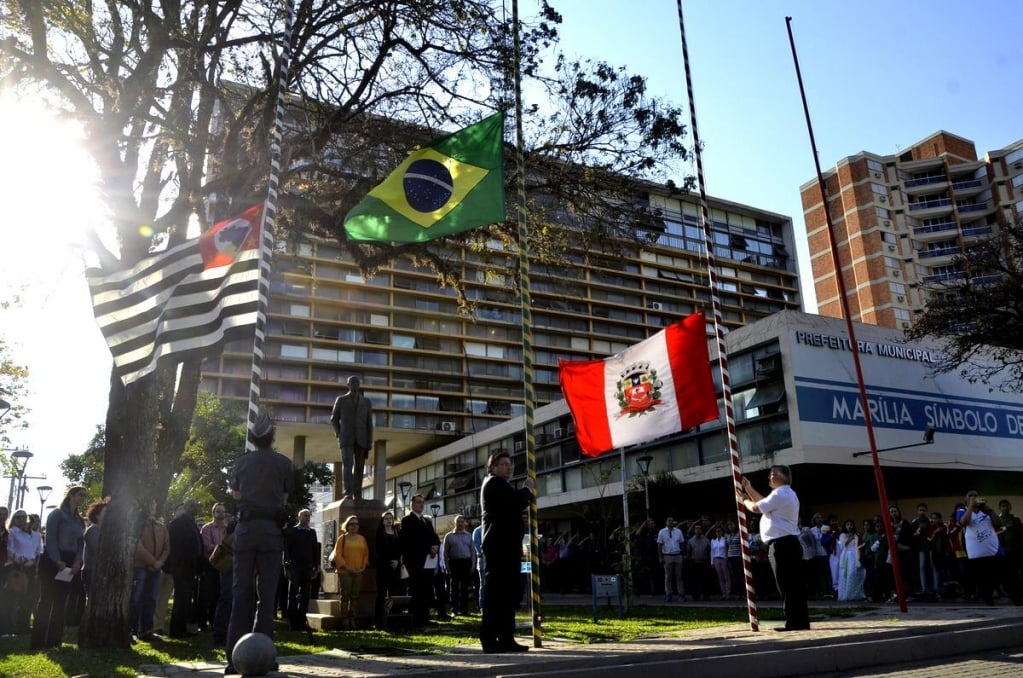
[
  {"xmin": 199, "ymin": 188, "xmax": 802, "ymax": 500},
  {"xmin": 801, "ymin": 131, "xmax": 1023, "ymax": 329}
]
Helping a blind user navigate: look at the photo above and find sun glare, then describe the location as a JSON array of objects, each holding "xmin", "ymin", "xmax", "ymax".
[{"xmin": 0, "ymin": 96, "xmax": 107, "ymax": 285}]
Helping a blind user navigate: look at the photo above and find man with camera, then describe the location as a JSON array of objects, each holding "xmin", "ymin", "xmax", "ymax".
[{"xmin": 960, "ymin": 491, "xmax": 1020, "ymax": 605}]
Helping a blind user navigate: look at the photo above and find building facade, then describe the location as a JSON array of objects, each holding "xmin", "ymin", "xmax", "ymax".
[
  {"xmin": 395, "ymin": 310, "xmax": 1023, "ymax": 528},
  {"xmin": 801, "ymin": 131, "xmax": 1023, "ymax": 329},
  {"xmin": 199, "ymin": 189, "xmax": 802, "ymax": 504}
]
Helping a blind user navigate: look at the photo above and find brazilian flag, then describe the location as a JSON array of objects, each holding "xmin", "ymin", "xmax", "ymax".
[{"xmin": 344, "ymin": 112, "xmax": 506, "ymax": 243}]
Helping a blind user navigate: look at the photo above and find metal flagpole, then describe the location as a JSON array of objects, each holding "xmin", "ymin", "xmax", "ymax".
[
  {"xmin": 675, "ymin": 0, "xmax": 759, "ymax": 632},
  {"xmin": 785, "ymin": 17, "xmax": 907, "ymax": 612},
  {"xmin": 244, "ymin": 0, "xmax": 297, "ymax": 450},
  {"xmin": 618, "ymin": 447, "xmax": 633, "ymax": 615},
  {"xmin": 510, "ymin": 0, "xmax": 542, "ymax": 648}
]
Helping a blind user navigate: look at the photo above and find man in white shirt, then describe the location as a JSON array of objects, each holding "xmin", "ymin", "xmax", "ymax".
[
  {"xmin": 656, "ymin": 517, "xmax": 686, "ymax": 602},
  {"xmin": 742, "ymin": 465, "xmax": 809, "ymax": 631}
]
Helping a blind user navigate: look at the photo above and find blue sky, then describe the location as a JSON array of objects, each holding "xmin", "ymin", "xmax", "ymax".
[
  {"xmin": 2, "ymin": 0, "xmax": 1021, "ymax": 503},
  {"xmin": 551, "ymin": 0, "xmax": 1023, "ymax": 302}
]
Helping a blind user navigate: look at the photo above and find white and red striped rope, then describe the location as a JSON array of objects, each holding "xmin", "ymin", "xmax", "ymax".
[{"xmin": 676, "ymin": 0, "xmax": 759, "ymax": 632}]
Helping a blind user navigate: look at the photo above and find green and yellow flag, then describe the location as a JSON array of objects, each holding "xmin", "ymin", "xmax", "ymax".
[{"xmin": 343, "ymin": 112, "xmax": 506, "ymax": 243}]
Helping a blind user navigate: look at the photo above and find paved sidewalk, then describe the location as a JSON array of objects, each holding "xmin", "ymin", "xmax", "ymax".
[{"xmin": 138, "ymin": 600, "xmax": 1023, "ymax": 677}]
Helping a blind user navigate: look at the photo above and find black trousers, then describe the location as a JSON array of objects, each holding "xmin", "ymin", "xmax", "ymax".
[
  {"xmin": 768, "ymin": 535, "xmax": 809, "ymax": 630},
  {"xmin": 448, "ymin": 558, "xmax": 472, "ymax": 614},
  {"xmin": 481, "ymin": 547, "xmax": 520, "ymax": 648},
  {"xmin": 31, "ymin": 551, "xmax": 75, "ymax": 649},
  {"xmin": 169, "ymin": 570, "xmax": 197, "ymax": 636},
  {"xmin": 287, "ymin": 566, "xmax": 314, "ymax": 629}
]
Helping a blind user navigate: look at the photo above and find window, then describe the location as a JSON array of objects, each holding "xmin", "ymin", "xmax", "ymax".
[
  {"xmin": 884, "ymin": 257, "xmax": 901, "ymax": 269},
  {"xmin": 280, "ymin": 344, "xmax": 308, "ymax": 359},
  {"xmin": 871, "ymin": 183, "xmax": 888, "ymax": 196}
]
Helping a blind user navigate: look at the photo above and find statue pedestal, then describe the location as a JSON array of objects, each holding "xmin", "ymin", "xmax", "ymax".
[{"xmin": 319, "ymin": 498, "xmax": 388, "ymax": 623}]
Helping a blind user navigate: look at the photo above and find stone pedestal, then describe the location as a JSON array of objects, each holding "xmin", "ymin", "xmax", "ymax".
[{"xmin": 320, "ymin": 497, "xmax": 387, "ymax": 622}]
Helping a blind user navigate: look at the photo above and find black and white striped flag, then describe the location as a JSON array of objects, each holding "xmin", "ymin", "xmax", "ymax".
[{"xmin": 87, "ymin": 204, "xmax": 264, "ymax": 386}]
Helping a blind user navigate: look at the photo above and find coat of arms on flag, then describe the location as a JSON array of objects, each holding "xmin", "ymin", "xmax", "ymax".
[{"xmin": 617, "ymin": 362, "xmax": 662, "ymax": 416}]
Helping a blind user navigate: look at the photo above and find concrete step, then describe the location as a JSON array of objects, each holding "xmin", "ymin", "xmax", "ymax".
[
  {"xmin": 306, "ymin": 613, "xmax": 344, "ymax": 631},
  {"xmin": 310, "ymin": 598, "xmax": 342, "ymax": 616}
]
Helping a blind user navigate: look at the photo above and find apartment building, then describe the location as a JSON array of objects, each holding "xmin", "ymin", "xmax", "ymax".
[
  {"xmin": 199, "ymin": 188, "xmax": 802, "ymax": 506},
  {"xmin": 801, "ymin": 131, "xmax": 1023, "ymax": 329}
]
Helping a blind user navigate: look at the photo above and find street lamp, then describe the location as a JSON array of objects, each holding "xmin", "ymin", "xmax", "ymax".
[
  {"xmin": 37, "ymin": 485, "xmax": 52, "ymax": 517},
  {"xmin": 6, "ymin": 449, "xmax": 33, "ymax": 510},
  {"xmin": 398, "ymin": 480, "xmax": 412, "ymax": 516},
  {"xmin": 429, "ymin": 503, "xmax": 441, "ymax": 519},
  {"xmin": 852, "ymin": 427, "xmax": 936, "ymax": 458},
  {"xmin": 637, "ymin": 455, "xmax": 653, "ymax": 519}
]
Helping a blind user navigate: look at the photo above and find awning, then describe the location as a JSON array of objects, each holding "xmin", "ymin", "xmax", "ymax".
[{"xmin": 747, "ymin": 383, "xmax": 787, "ymax": 409}]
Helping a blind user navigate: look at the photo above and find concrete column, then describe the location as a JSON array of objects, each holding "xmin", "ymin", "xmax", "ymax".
[
  {"xmin": 374, "ymin": 440, "xmax": 387, "ymax": 503},
  {"xmin": 292, "ymin": 435, "xmax": 306, "ymax": 468}
]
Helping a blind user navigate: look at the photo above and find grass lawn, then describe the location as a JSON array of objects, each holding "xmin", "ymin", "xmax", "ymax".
[{"xmin": 0, "ymin": 605, "xmax": 860, "ymax": 677}]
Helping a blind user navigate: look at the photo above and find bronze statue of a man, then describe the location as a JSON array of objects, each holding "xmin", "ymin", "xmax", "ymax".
[{"xmin": 330, "ymin": 376, "xmax": 374, "ymax": 500}]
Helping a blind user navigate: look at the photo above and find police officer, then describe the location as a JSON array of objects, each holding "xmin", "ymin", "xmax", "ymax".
[{"xmin": 224, "ymin": 413, "xmax": 294, "ymax": 675}]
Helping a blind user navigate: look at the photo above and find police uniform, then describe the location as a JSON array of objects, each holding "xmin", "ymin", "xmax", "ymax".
[{"xmin": 225, "ymin": 414, "xmax": 294, "ymax": 673}]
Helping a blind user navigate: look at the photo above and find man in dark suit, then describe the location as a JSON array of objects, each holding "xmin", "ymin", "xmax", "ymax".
[
  {"xmin": 166, "ymin": 498, "xmax": 203, "ymax": 638},
  {"xmin": 480, "ymin": 451, "xmax": 534, "ymax": 653},
  {"xmin": 330, "ymin": 376, "xmax": 374, "ymax": 500},
  {"xmin": 400, "ymin": 494, "xmax": 440, "ymax": 626},
  {"xmin": 285, "ymin": 509, "xmax": 320, "ymax": 631}
]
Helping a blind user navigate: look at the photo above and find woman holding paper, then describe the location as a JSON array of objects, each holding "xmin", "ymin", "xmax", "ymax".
[{"xmin": 31, "ymin": 485, "xmax": 87, "ymax": 650}]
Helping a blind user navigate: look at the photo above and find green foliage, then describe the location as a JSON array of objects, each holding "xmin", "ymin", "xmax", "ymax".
[
  {"xmin": 907, "ymin": 219, "xmax": 1023, "ymax": 391},
  {"xmin": 59, "ymin": 426, "xmax": 106, "ymax": 500},
  {"xmin": 0, "ymin": 335, "xmax": 30, "ymax": 447},
  {"xmin": 166, "ymin": 392, "xmax": 334, "ymax": 518}
]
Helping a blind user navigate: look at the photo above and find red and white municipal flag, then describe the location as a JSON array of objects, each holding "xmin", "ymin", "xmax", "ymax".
[
  {"xmin": 559, "ymin": 312, "xmax": 719, "ymax": 457},
  {"xmin": 87, "ymin": 204, "xmax": 263, "ymax": 385}
]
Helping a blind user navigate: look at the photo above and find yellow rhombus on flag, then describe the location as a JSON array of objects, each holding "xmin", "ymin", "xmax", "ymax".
[{"xmin": 344, "ymin": 112, "xmax": 506, "ymax": 243}]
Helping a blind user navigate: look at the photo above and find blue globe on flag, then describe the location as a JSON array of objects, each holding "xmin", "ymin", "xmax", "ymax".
[{"xmin": 403, "ymin": 159, "xmax": 453, "ymax": 212}]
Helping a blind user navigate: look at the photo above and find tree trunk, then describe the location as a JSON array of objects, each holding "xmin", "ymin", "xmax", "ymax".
[{"xmin": 79, "ymin": 370, "xmax": 158, "ymax": 648}]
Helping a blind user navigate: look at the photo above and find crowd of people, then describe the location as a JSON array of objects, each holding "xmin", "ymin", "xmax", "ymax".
[{"xmin": 534, "ymin": 489, "xmax": 1023, "ymax": 610}]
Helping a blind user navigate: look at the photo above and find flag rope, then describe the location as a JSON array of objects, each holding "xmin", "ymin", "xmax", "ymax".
[
  {"xmin": 676, "ymin": 0, "xmax": 759, "ymax": 632},
  {"xmin": 245, "ymin": 0, "xmax": 297, "ymax": 450},
  {"xmin": 511, "ymin": 0, "xmax": 542, "ymax": 649}
]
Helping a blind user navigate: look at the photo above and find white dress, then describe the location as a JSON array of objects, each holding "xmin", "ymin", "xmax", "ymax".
[{"xmin": 837, "ymin": 533, "xmax": 866, "ymax": 601}]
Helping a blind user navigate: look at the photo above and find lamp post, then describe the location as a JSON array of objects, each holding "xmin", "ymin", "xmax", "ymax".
[
  {"xmin": 398, "ymin": 480, "xmax": 412, "ymax": 517},
  {"xmin": 429, "ymin": 503, "xmax": 441, "ymax": 519},
  {"xmin": 637, "ymin": 455, "xmax": 653, "ymax": 519},
  {"xmin": 5, "ymin": 449, "xmax": 32, "ymax": 510},
  {"xmin": 37, "ymin": 485, "xmax": 52, "ymax": 518}
]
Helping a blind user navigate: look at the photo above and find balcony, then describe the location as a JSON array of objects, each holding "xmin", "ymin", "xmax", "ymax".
[
  {"xmin": 951, "ymin": 178, "xmax": 986, "ymax": 198},
  {"xmin": 969, "ymin": 273, "xmax": 1003, "ymax": 286},
  {"xmin": 957, "ymin": 202, "xmax": 992, "ymax": 215},
  {"xmin": 921, "ymin": 271, "xmax": 965, "ymax": 285},
  {"xmin": 904, "ymin": 175, "xmax": 941, "ymax": 195},
  {"xmin": 917, "ymin": 246, "xmax": 961, "ymax": 263},
  {"xmin": 907, "ymin": 197, "xmax": 953, "ymax": 218},
  {"xmin": 961, "ymin": 224, "xmax": 993, "ymax": 240},
  {"xmin": 911, "ymin": 220, "xmax": 957, "ymax": 240}
]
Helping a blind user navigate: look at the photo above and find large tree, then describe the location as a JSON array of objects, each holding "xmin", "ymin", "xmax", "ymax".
[
  {"xmin": 907, "ymin": 219, "xmax": 1023, "ymax": 392},
  {"xmin": 0, "ymin": 0, "xmax": 690, "ymax": 648}
]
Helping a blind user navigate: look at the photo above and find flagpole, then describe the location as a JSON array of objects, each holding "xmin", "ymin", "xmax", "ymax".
[
  {"xmin": 785, "ymin": 17, "xmax": 907, "ymax": 613},
  {"xmin": 510, "ymin": 0, "xmax": 542, "ymax": 648},
  {"xmin": 244, "ymin": 0, "xmax": 297, "ymax": 450},
  {"xmin": 675, "ymin": 0, "xmax": 759, "ymax": 632},
  {"xmin": 618, "ymin": 446, "xmax": 633, "ymax": 615}
]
